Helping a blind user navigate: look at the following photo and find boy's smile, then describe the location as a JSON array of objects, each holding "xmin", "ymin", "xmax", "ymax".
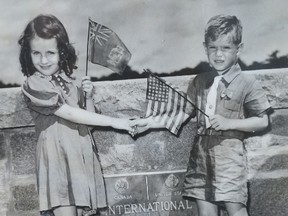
[
  {"xmin": 204, "ymin": 34, "xmax": 242, "ymax": 74},
  {"xmin": 30, "ymin": 35, "xmax": 60, "ymax": 76}
]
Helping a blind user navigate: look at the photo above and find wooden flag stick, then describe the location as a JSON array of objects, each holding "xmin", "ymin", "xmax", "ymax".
[
  {"xmin": 84, "ymin": 18, "xmax": 92, "ymax": 108},
  {"xmin": 85, "ymin": 18, "xmax": 91, "ymax": 77}
]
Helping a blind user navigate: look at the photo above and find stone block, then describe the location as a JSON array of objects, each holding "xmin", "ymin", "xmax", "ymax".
[
  {"xmin": 245, "ymin": 133, "xmax": 288, "ymax": 179},
  {"xmin": 8, "ymin": 211, "xmax": 39, "ymax": 216},
  {"xmin": 0, "ymin": 133, "xmax": 6, "ymax": 160},
  {"xmin": 269, "ymin": 109, "xmax": 288, "ymax": 136},
  {"xmin": 0, "ymin": 165, "xmax": 9, "ymax": 215},
  {"xmin": 94, "ymin": 120, "xmax": 196, "ymax": 175},
  {"xmin": 248, "ymin": 178, "xmax": 288, "ymax": 216},
  {"xmin": 256, "ymin": 154, "xmax": 288, "ymax": 172},
  {"xmin": 252, "ymin": 69, "xmax": 288, "ymax": 108},
  {"xmin": 10, "ymin": 129, "xmax": 37, "ymax": 175},
  {"xmin": 0, "ymin": 88, "xmax": 33, "ymax": 129},
  {"xmin": 12, "ymin": 184, "xmax": 38, "ymax": 211}
]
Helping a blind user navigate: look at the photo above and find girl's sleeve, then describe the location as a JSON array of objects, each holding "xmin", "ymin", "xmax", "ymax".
[{"xmin": 22, "ymin": 76, "xmax": 64, "ymax": 115}]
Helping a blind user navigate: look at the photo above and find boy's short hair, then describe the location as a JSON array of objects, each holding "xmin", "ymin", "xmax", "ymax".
[{"xmin": 204, "ymin": 15, "xmax": 242, "ymax": 45}]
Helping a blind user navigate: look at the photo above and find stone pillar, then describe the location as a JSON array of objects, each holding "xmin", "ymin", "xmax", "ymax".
[{"xmin": 1, "ymin": 68, "xmax": 288, "ymax": 215}]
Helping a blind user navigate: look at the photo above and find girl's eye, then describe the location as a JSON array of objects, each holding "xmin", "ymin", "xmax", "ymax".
[
  {"xmin": 31, "ymin": 51, "xmax": 40, "ymax": 56},
  {"xmin": 47, "ymin": 51, "xmax": 56, "ymax": 56}
]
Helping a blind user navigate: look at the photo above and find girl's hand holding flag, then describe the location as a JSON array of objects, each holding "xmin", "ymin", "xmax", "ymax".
[{"xmin": 82, "ymin": 76, "xmax": 94, "ymax": 99}]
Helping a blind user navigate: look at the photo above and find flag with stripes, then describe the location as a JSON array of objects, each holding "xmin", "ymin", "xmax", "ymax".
[
  {"xmin": 88, "ymin": 19, "xmax": 131, "ymax": 74},
  {"xmin": 145, "ymin": 73, "xmax": 189, "ymax": 135}
]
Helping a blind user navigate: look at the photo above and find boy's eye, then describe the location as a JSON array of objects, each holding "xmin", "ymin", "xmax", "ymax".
[
  {"xmin": 207, "ymin": 45, "xmax": 234, "ymax": 53},
  {"xmin": 222, "ymin": 46, "xmax": 231, "ymax": 50},
  {"xmin": 208, "ymin": 46, "xmax": 216, "ymax": 51}
]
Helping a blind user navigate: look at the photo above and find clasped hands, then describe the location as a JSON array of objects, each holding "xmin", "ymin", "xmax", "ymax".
[{"xmin": 127, "ymin": 117, "xmax": 153, "ymax": 137}]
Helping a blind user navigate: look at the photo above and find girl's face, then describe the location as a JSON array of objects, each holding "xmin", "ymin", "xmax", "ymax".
[
  {"xmin": 204, "ymin": 33, "xmax": 242, "ymax": 74},
  {"xmin": 30, "ymin": 35, "xmax": 60, "ymax": 76}
]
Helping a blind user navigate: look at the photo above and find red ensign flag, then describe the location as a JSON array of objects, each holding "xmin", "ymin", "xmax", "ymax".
[{"xmin": 88, "ymin": 19, "xmax": 131, "ymax": 74}]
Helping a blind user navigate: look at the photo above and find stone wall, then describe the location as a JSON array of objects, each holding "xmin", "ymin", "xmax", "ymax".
[{"xmin": 1, "ymin": 68, "xmax": 288, "ymax": 216}]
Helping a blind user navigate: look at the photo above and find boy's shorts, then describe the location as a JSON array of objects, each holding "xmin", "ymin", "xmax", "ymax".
[{"xmin": 182, "ymin": 134, "xmax": 248, "ymax": 205}]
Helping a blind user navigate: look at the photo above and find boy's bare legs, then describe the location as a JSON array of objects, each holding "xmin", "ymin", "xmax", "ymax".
[
  {"xmin": 77, "ymin": 207, "xmax": 84, "ymax": 216},
  {"xmin": 225, "ymin": 202, "xmax": 248, "ymax": 216},
  {"xmin": 53, "ymin": 206, "xmax": 83, "ymax": 216},
  {"xmin": 196, "ymin": 199, "xmax": 218, "ymax": 216}
]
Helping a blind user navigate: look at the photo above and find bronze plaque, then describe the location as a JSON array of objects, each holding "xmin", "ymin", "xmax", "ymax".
[{"xmin": 104, "ymin": 171, "xmax": 197, "ymax": 215}]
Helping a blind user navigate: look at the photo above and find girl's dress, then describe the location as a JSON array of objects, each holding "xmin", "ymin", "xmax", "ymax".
[{"xmin": 22, "ymin": 72, "xmax": 107, "ymax": 211}]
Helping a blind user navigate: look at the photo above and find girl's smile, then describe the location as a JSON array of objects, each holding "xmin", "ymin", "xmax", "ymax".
[{"xmin": 30, "ymin": 35, "xmax": 60, "ymax": 76}]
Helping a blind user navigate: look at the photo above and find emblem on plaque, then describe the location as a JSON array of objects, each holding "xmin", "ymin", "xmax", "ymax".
[
  {"xmin": 164, "ymin": 174, "xmax": 179, "ymax": 189},
  {"xmin": 114, "ymin": 178, "xmax": 129, "ymax": 194}
]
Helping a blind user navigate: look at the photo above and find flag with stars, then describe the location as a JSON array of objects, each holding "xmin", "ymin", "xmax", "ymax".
[
  {"xmin": 88, "ymin": 19, "xmax": 131, "ymax": 74},
  {"xmin": 145, "ymin": 72, "xmax": 190, "ymax": 135}
]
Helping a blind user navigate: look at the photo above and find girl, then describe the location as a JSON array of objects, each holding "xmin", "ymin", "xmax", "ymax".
[{"xmin": 19, "ymin": 14, "xmax": 133, "ymax": 216}]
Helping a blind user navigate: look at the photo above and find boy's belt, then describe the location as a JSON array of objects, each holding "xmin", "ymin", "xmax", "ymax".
[{"xmin": 200, "ymin": 128, "xmax": 245, "ymax": 140}]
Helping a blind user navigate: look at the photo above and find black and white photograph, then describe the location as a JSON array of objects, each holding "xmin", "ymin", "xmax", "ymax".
[{"xmin": 0, "ymin": 0, "xmax": 288, "ymax": 216}]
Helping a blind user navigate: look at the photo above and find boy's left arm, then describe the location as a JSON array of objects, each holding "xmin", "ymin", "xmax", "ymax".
[
  {"xmin": 210, "ymin": 76, "xmax": 271, "ymax": 133},
  {"xmin": 209, "ymin": 114, "xmax": 269, "ymax": 132}
]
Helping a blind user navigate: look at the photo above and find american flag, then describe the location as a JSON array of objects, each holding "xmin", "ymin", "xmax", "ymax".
[
  {"xmin": 145, "ymin": 73, "xmax": 190, "ymax": 135},
  {"xmin": 88, "ymin": 19, "xmax": 131, "ymax": 74}
]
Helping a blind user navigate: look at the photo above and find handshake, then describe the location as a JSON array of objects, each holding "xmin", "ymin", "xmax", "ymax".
[
  {"xmin": 127, "ymin": 117, "xmax": 152, "ymax": 137},
  {"xmin": 112, "ymin": 115, "xmax": 164, "ymax": 137}
]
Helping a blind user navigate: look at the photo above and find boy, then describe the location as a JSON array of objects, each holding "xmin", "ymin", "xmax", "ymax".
[{"xmin": 132, "ymin": 15, "xmax": 270, "ymax": 216}]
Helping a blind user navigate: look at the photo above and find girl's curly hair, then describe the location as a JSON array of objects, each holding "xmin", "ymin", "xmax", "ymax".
[{"xmin": 18, "ymin": 14, "xmax": 77, "ymax": 77}]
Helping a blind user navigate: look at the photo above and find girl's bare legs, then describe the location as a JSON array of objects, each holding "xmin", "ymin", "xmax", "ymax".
[
  {"xmin": 225, "ymin": 202, "xmax": 248, "ymax": 216},
  {"xmin": 196, "ymin": 199, "xmax": 218, "ymax": 216},
  {"xmin": 53, "ymin": 206, "xmax": 83, "ymax": 216}
]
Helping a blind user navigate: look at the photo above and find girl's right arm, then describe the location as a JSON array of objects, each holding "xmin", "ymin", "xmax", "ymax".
[
  {"xmin": 54, "ymin": 104, "xmax": 132, "ymax": 131},
  {"xmin": 22, "ymin": 76, "xmax": 131, "ymax": 131}
]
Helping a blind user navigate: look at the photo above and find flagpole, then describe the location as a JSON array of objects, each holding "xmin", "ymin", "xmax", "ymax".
[
  {"xmin": 145, "ymin": 70, "xmax": 208, "ymax": 117},
  {"xmin": 83, "ymin": 18, "xmax": 92, "ymax": 108},
  {"xmin": 85, "ymin": 18, "xmax": 91, "ymax": 77}
]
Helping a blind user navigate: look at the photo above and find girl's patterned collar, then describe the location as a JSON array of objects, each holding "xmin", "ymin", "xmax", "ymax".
[
  {"xmin": 33, "ymin": 71, "xmax": 72, "ymax": 83},
  {"xmin": 34, "ymin": 72, "xmax": 52, "ymax": 80}
]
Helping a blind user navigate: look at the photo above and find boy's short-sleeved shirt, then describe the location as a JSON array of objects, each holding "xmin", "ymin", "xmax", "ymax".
[
  {"xmin": 187, "ymin": 63, "xmax": 271, "ymax": 134},
  {"xmin": 183, "ymin": 64, "xmax": 271, "ymax": 204}
]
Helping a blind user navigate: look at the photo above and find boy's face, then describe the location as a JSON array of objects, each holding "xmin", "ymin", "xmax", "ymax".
[{"xmin": 204, "ymin": 34, "xmax": 242, "ymax": 74}]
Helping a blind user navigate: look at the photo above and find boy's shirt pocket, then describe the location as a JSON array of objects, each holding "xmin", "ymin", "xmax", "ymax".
[
  {"xmin": 223, "ymin": 99, "xmax": 241, "ymax": 111},
  {"xmin": 222, "ymin": 89, "xmax": 241, "ymax": 111},
  {"xmin": 218, "ymin": 87, "xmax": 245, "ymax": 119}
]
